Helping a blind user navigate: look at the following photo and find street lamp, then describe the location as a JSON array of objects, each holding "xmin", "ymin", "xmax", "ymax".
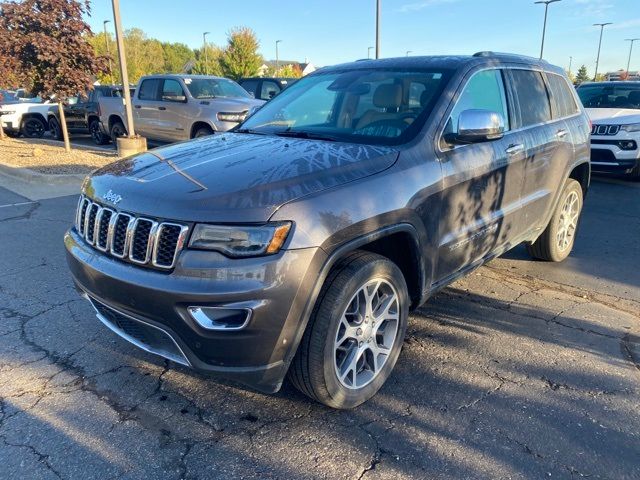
[
  {"xmin": 368, "ymin": 46, "xmax": 373, "ymax": 59},
  {"xmin": 375, "ymin": 0, "xmax": 381, "ymax": 59},
  {"xmin": 203, "ymin": 32, "xmax": 210, "ymax": 75},
  {"xmin": 276, "ymin": 40, "xmax": 282, "ymax": 75},
  {"xmin": 534, "ymin": 0, "xmax": 561, "ymax": 60},
  {"xmin": 103, "ymin": 20, "xmax": 113, "ymax": 84},
  {"xmin": 568, "ymin": 55, "xmax": 573, "ymax": 75},
  {"xmin": 625, "ymin": 38, "xmax": 640, "ymax": 77},
  {"xmin": 406, "ymin": 50, "xmax": 412, "ymax": 56},
  {"xmin": 593, "ymin": 23, "xmax": 612, "ymax": 81}
]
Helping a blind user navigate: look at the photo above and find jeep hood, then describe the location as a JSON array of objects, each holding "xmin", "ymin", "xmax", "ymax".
[
  {"xmin": 586, "ymin": 108, "xmax": 640, "ymax": 124},
  {"xmin": 85, "ymin": 133, "xmax": 399, "ymax": 222}
]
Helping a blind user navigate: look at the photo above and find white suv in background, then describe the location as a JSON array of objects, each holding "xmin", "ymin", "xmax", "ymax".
[
  {"xmin": 577, "ymin": 81, "xmax": 640, "ymax": 179},
  {"xmin": 0, "ymin": 99, "xmax": 51, "ymax": 138}
]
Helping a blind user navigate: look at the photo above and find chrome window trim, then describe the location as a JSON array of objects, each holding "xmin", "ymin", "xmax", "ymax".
[{"xmin": 152, "ymin": 223, "xmax": 190, "ymax": 269}]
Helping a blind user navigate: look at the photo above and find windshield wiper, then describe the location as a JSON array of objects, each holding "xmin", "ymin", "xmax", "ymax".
[
  {"xmin": 234, "ymin": 128, "xmax": 268, "ymax": 135},
  {"xmin": 273, "ymin": 130, "xmax": 338, "ymax": 142}
]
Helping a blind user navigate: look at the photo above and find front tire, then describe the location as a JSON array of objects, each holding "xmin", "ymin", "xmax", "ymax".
[
  {"xmin": 21, "ymin": 117, "xmax": 46, "ymax": 138},
  {"xmin": 288, "ymin": 251, "xmax": 409, "ymax": 409},
  {"xmin": 89, "ymin": 119, "xmax": 109, "ymax": 145},
  {"xmin": 109, "ymin": 121, "xmax": 126, "ymax": 143},
  {"xmin": 48, "ymin": 117, "xmax": 63, "ymax": 140},
  {"xmin": 527, "ymin": 179, "xmax": 583, "ymax": 262},
  {"xmin": 193, "ymin": 126, "xmax": 213, "ymax": 138}
]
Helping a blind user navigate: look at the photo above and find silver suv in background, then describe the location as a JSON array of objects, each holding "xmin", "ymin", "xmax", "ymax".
[{"xmin": 98, "ymin": 74, "xmax": 265, "ymax": 144}]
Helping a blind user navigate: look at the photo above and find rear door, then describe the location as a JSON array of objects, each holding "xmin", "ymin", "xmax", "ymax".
[
  {"xmin": 134, "ymin": 78, "xmax": 162, "ymax": 138},
  {"xmin": 507, "ymin": 69, "xmax": 569, "ymax": 232},
  {"xmin": 435, "ymin": 68, "xmax": 526, "ymax": 283}
]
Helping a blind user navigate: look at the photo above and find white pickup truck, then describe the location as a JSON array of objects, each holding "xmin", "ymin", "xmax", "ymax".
[
  {"xmin": 97, "ymin": 74, "xmax": 264, "ymax": 145},
  {"xmin": 0, "ymin": 100, "xmax": 53, "ymax": 138}
]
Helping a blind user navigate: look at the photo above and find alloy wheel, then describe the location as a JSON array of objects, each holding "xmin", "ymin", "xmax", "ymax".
[
  {"xmin": 24, "ymin": 118, "xmax": 44, "ymax": 137},
  {"xmin": 334, "ymin": 278, "xmax": 400, "ymax": 389},
  {"xmin": 556, "ymin": 190, "xmax": 579, "ymax": 252}
]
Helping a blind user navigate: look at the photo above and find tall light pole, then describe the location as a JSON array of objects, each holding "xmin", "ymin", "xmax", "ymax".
[
  {"xmin": 406, "ymin": 50, "xmax": 412, "ymax": 56},
  {"xmin": 535, "ymin": 0, "xmax": 561, "ymax": 60},
  {"xmin": 275, "ymin": 40, "xmax": 282, "ymax": 75},
  {"xmin": 593, "ymin": 22, "xmax": 612, "ymax": 81},
  {"xmin": 367, "ymin": 46, "xmax": 373, "ymax": 59},
  {"xmin": 103, "ymin": 20, "xmax": 113, "ymax": 84},
  {"xmin": 375, "ymin": 0, "xmax": 381, "ymax": 59},
  {"xmin": 203, "ymin": 32, "xmax": 210, "ymax": 75},
  {"xmin": 568, "ymin": 55, "xmax": 573, "ymax": 75},
  {"xmin": 111, "ymin": 0, "xmax": 136, "ymax": 139},
  {"xmin": 625, "ymin": 38, "xmax": 640, "ymax": 77}
]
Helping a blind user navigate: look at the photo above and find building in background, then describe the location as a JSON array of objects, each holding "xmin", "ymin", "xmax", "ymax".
[{"xmin": 605, "ymin": 70, "xmax": 640, "ymax": 81}]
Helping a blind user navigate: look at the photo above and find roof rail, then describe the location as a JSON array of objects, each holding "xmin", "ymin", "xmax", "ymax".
[{"xmin": 473, "ymin": 51, "xmax": 546, "ymax": 62}]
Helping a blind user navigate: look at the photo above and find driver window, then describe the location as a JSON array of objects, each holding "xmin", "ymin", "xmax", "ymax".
[
  {"xmin": 446, "ymin": 69, "xmax": 509, "ymax": 134},
  {"xmin": 161, "ymin": 79, "xmax": 186, "ymax": 102}
]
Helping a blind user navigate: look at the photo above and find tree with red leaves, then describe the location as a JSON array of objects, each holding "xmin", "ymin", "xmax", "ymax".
[{"xmin": 0, "ymin": 0, "xmax": 107, "ymax": 150}]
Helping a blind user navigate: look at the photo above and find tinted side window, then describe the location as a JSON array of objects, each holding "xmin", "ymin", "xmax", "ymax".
[
  {"xmin": 511, "ymin": 70, "xmax": 551, "ymax": 127},
  {"xmin": 261, "ymin": 80, "xmax": 280, "ymax": 100},
  {"xmin": 138, "ymin": 79, "xmax": 160, "ymax": 101},
  {"xmin": 240, "ymin": 79, "xmax": 259, "ymax": 96},
  {"xmin": 447, "ymin": 69, "xmax": 509, "ymax": 133},
  {"xmin": 547, "ymin": 74, "xmax": 579, "ymax": 118},
  {"xmin": 161, "ymin": 79, "xmax": 185, "ymax": 101}
]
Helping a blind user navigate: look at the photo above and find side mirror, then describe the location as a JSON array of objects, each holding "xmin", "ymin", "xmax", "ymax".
[{"xmin": 451, "ymin": 109, "xmax": 505, "ymax": 144}]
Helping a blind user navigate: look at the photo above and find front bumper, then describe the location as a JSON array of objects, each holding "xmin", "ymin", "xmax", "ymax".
[
  {"xmin": 1, "ymin": 114, "xmax": 20, "ymax": 132},
  {"xmin": 64, "ymin": 228, "xmax": 326, "ymax": 392},
  {"xmin": 590, "ymin": 132, "xmax": 640, "ymax": 174}
]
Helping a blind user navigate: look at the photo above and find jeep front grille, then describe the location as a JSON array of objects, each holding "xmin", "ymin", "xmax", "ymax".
[
  {"xmin": 75, "ymin": 195, "xmax": 189, "ymax": 270},
  {"xmin": 591, "ymin": 124, "xmax": 620, "ymax": 136}
]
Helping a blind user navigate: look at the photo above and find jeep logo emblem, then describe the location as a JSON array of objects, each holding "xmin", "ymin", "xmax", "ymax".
[{"xmin": 103, "ymin": 190, "xmax": 123, "ymax": 205}]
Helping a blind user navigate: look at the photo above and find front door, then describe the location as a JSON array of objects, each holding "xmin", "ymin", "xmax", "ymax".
[
  {"xmin": 155, "ymin": 78, "xmax": 190, "ymax": 142},
  {"xmin": 434, "ymin": 68, "xmax": 526, "ymax": 284}
]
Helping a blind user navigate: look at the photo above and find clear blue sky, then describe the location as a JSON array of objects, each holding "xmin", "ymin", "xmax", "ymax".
[{"xmin": 86, "ymin": 0, "xmax": 640, "ymax": 74}]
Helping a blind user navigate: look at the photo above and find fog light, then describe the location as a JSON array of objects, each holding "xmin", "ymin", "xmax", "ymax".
[
  {"xmin": 618, "ymin": 140, "xmax": 637, "ymax": 150},
  {"xmin": 187, "ymin": 306, "xmax": 251, "ymax": 331}
]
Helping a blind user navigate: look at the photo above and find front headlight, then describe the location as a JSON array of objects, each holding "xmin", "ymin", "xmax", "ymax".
[
  {"xmin": 620, "ymin": 123, "xmax": 640, "ymax": 133},
  {"xmin": 217, "ymin": 111, "xmax": 247, "ymax": 123},
  {"xmin": 0, "ymin": 110, "xmax": 16, "ymax": 116},
  {"xmin": 189, "ymin": 222, "xmax": 292, "ymax": 257}
]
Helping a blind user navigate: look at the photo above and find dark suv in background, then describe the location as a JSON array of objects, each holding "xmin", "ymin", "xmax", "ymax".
[
  {"xmin": 239, "ymin": 77, "xmax": 296, "ymax": 100},
  {"xmin": 65, "ymin": 53, "xmax": 590, "ymax": 409},
  {"xmin": 48, "ymin": 85, "xmax": 127, "ymax": 145}
]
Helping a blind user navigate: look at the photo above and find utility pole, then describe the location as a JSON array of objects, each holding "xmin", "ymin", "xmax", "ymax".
[
  {"xmin": 375, "ymin": 0, "xmax": 381, "ymax": 59},
  {"xmin": 276, "ymin": 40, "xmax": 282, "ymax": 75},
  {"xmin": 625, "ymin": 38, "xmax": 639, "ymax": 77},
  {"xmin": 103, "ymin": 20, "xmax": 113, "ymax": 84},
  {"xmin": 203, "ymin": 32, "xmax": 210, "ymax": 75},
  {"xmin": 111, "ymin": 0, "xmax": 146, "ymax": 155},
  {"xmin": 535, "ymin": 0, "xmax": 561, "ymax": 60},
  {"xmin": 593, "ymin": 22, "xmax": 612, "ymax": 81},
  {"xmin": 368, "ymin": 46, "xmax": 373, "ymax": 59}
]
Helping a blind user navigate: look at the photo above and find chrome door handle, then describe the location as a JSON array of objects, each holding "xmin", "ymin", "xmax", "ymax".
[
  {"xmin": 506, "ymin": 144, "xmax": 524, "ymax": 156},
  {"xmin": 557, "ymin": 129, "xmax": 567, "ymax": 138}
]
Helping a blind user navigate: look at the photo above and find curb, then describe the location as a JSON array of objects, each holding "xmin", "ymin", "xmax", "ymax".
[
  {"xmin": 0, "ymin": 163, "xmax": 86, "ymax": 186},
  {"xmin": 34, "ymin": 137, "xmax": 116, "ymax": 153}
]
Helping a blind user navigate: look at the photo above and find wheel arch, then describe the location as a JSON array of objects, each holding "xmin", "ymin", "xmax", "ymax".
[
  {"xmin": 568, "ymin": 161, "xmax": 590, "ymax": 198},
  {"xmin": 190, "ymin": 121, "xmax": 216, "ymax": 138},
  {"xmin": 21, "ymin": 112, "xmax": 48, "ymax": 128}
]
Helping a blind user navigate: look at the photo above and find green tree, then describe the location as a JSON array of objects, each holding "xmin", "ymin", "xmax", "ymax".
[
  {"xmin": 88, "ymin": 31, "xmax": 118, "ymax": 83},
  {"xmin": 162, "ymin": 42, "xmax": 194, "ymax": 73},
  {"xmin": 220, "ymin": 27, "xmax": 262, "ymax": 80},
  {"xmin": 575, "ymin": 65, "xmax": 590, "ymax": 84},
  {"xmin": 192, "ymin": 45, "xmax": 223, "ymax": 75},
  {"xmin": 278, "ymin": 63, "xmax": 303, "ymax": 78},
  {"xmin": 0, "ymin": 0, "xmax": 107, "ymax": 150}
]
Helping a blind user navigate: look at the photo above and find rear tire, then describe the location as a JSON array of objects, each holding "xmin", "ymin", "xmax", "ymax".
[
  {"xmin": 89, "ymin": 118, "xmax": 109, "ymax": 145},
  {"xmin": 526, "ymin": 179, "xmax": 583, "ymax": 262},
  {"xmin": 48, "ymin": 117, "xmax": 63, "ymax": 140},
  {"xmin": 288, "ymin": 251, "xmax": 409, "ymax": 409},
  {"xmin": 21, "ymin": 117, "xmax": 46, "ymax": 138},
  {"xmin": 109, "ymin": 121, "xmax": 126, "ymax": 143}
]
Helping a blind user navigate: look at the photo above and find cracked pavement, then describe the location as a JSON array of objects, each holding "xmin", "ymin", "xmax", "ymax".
[{"xmin": 0, "ymin": 177, "xmax": 638, "ymax": 479}]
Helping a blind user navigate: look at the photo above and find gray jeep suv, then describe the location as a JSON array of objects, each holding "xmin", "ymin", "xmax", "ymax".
[{"xmin": 65, "ymin": 53, "xmax": 590, "ymax": 408}]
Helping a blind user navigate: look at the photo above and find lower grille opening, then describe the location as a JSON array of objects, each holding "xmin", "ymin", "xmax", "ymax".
[{"xmin": 87, "ymin": 296, "xmax": 190, "ymax": 367}]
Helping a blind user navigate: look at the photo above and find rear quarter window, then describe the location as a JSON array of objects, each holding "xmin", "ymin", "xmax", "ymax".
[
  {"xmin": 510, "ymin": 69, "xmax": 552, "ymax": 127},
  {"xmin": 547, "ymin": 73, "xmax": 579, "ymax": 118}
]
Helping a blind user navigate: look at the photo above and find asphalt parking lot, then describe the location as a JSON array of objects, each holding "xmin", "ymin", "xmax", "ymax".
[{"xmin": 0, "ymin": 176, "xmax": 638, "ymax": 479}]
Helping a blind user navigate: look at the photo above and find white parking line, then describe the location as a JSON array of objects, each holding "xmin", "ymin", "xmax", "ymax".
[{"xmin": 0, "ymin": 201, "xmax": 38, "ymax": 209}]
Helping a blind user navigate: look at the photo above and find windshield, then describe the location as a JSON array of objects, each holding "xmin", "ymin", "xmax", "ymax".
[
  {"xmin": 239, "ymin": 68, "xmax": 452, "ymax": 145},
  {"xmin": 185, "ymin": 78, "xmax": 250, "ymax": 99},
  {"xmin": 577, "ymin": 83, "xmax": 640, "ymax": 109}
]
